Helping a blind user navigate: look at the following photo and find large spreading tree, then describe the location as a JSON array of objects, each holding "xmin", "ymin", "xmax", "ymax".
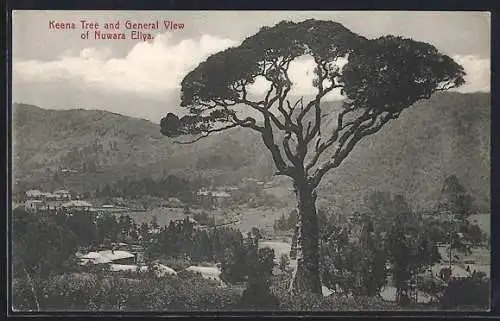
[{"xmin": 160, "ymin": 19, "xmax": 465, "ymax": 295}]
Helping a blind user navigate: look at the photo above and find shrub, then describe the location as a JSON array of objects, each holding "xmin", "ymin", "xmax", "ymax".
[
  {"xmin": 37, "ymin": 272, "xmax": 98, "ymax": 311},
  {"xmin": 277, "ymin": 293, "xmax": 401, "ymax": 311},
  {"xmin": 440, "ymin": 274, "xmax": 489, "ymax": 309},
  {"xmin": 268, "ymin": 275, "xmax": 400, "ymax": 311},
  {"xmin": 12, "ymin": 277, "xmax": 38, "ymax": 311},
  {"xmin": 32, "ymin": 271, "xmax": 241, "ymax": 311},
  {"xmin": 270, "ymin": 274, "xmax": 291, "ymax": 299},
  {"xmin": 237, "ymin": 282, "xmax": 280, "ymax": 310}
]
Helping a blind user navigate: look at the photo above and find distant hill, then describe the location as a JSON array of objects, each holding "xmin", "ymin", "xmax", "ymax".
[
  {"xmin": 318, "ymin": 92, "xmax": 490, "ymax": 212},
  {"xmin": 11, "ymin": 103, "xmax": 273, "ymax": 194},
  {"xmin": 12, "ymin": 91, "xmax": 490, "ymax": 211}
]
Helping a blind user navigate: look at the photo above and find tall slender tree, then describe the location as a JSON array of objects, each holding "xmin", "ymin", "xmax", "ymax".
[{"xmin": 160, "ymin": 19, "xmax": 465, "ymax": 294}]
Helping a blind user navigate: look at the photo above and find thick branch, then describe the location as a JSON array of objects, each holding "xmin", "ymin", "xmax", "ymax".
[
  {"xmin": 173, "ymin": 122, "xmax": 243, "ymax": 144},
  {"xmin": 297, "ymin": 60, "xmax": 340, "ymax": 130},
  {"xmin": 311, "ymin": 112, "xmax": 392, "ymax": 187},
  {"xmin": 304, "ymin": 62, "xmax": 328, "ymax": 143},
  {"xmin": 236, "ymin": 95, "xmax": 287, "ymax": 131},
  {"xmin": 262, "ymin": 115, "xmax": 294, "ymax": 176},
  {"xmin": 283, "ymin": 131, "xmax": 300, "ymax": 167},
  {"xmin": 305, "ymin": 105, "xmax": 361, "ymax": 174}
]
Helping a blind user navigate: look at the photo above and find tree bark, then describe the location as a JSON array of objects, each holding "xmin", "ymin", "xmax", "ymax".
[{"xmin": 289, "ymin": 180, "xmax": 322, "ymax": 295}]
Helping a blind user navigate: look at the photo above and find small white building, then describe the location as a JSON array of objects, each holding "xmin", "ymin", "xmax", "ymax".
[
  {"xmin": 174, "ymin": 217, "xmax": 198, "ymax": 225},
  {"xmin": 109, "ymin": 264, "xmax": 148, "ymax": 273},
  {"xmin": 25, "ymin": 199, "xmax": 44, "ymax": 213},
  {"xmin": 53, "ymin": 190, "xmax": 72, "ymax": 201},
  {"xmin": 25, "ymin": 189, "xmax": 44, "ymax": 200},
  {"xmin": 79, "ymin": 252, "xmax": 112, "ymax": 265},
  {"xmin": 62, "ymin": 200, "xmax": 92, "ymax": 211},
  {"xmin": 99, "ymin": 250, "xmax": 136, "ymax": 265},
  {"xmin": 78, "ymin": 250, "xmax": 136, "ymax": 265}
]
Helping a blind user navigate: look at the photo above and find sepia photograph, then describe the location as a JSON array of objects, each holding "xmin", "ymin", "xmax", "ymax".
[{"xmin": 10, "ymin": 10, "xmax": 491, "ymax": 312}]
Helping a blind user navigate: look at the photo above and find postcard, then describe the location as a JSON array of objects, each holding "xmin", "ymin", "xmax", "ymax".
[{"xmin": 10, "ymin": 10, "xmax": 491, "ymax": 312}]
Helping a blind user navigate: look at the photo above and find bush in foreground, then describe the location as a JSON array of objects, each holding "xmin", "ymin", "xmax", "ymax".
[
  {"xmin": 440, "ymin": 273, "xmax": 489, "ymax": 309},
  {"xmin": 16, "ymin": 272, "xmax": 240, "ymax": 311}
]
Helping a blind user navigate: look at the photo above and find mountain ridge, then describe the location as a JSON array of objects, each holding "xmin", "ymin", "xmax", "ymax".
[{"xmin": 12, "ymin": 91, "xmax": 490, "ymax": 212}]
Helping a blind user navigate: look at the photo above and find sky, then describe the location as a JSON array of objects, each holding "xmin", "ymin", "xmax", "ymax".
[{"xmin": 12, "ymin": 11, "xmax": 491, "ymax": 122}]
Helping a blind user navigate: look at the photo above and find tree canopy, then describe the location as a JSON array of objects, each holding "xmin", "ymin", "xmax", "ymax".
[{"xmin": 161, "ymin": 19, "xmax": 465, "ymax": 188}]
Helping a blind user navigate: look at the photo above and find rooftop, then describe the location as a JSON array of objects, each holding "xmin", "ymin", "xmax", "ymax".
[
  {"xmin": 99, "ymin": 250, "xmax": 135, "ymax": 261},
  {"xmin": 54, "ymin": 190, "xmax": 71, "ymax": 194},
  {"xmin": 62, "ymin": 200, "xmax": 92, "ymax": 207},
  {"xmin": 78, "ymin": 250, "xmax": 136, "ymax": 264}
]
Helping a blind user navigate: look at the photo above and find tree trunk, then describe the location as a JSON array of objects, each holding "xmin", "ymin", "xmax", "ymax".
[{"xmin": 289, "ymin": 181, "xmax": 322, "ymax": 295}]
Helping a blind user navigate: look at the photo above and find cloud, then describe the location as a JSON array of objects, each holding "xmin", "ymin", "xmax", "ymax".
[
  {"xmin": 13, "ymin": 36, "xmax": 490, "ymax": 108},
  {"xmin": 13, "ymin": 33, "xmax": 238, "ymax": 97},
  {"xmin": 247, "ymin": 56, "xmax": 347, "ymax": 101},
  {"xmin": 452, "ymin": 55, "xmax": 490, "ymax": 93},
  {"xmin": 247, "ymin": 54, "xmax": 490, "ymax": 100}
]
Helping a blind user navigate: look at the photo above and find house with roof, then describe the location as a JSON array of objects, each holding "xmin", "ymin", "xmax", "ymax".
[
  {"xmin": 62, "ymin": 200, "xmax": 92, "ymax": 211},
  {"xmin": 24, "ymin": 188, "xmax": 76, "ymax": 212},
  {"xmin": 25, "ymin": 189, "xmax": 44, "ymax": 200},
  {"xmin": 78, "ymin": 249, "xmax": 137, "ymax": 265},
  {"xmin": 173, "ymin": 217, "xmax": 198, "ymax": 225},
  {"xmin": 53, "ymin": 189, "xmax": 72, "ymax": 201},
  {"xmin": 25, "ymin": 199, "xmax": 44, "ymax": 213}
]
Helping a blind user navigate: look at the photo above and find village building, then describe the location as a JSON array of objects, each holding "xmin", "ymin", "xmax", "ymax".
[
  {"xmin": 196, "ymin": 189, "xmax": 231, "ymax": 207},
  {"xmin": 25, "ymin": 199, "xmax": 44, "ymax": 213},
  {"xmin": 173, "ymin": 217, "xmax": 198, "ymax": 225},
  {"xmin": 61, "ymin": 200, "xmax": 93, "ymax": 211},
  {"xmin": 24, "ymin": 188, "xmax": 81, "ymax": 213},
  {"xmin": 77, "ymin": 249, "xmax": 178, "ymax": 277},
  {"xmin": 25, "ymin": 189, "xmax": 44, "ymax": 200},
  {"xmin": 53, "ymin": 189, "xmax": 72, "ymax": 201},
  {"xmin": 78, "ymin": 249, "xmax": 137, "ymax": 265}
]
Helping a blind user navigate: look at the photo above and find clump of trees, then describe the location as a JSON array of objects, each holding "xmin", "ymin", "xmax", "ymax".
[
  {"xmin": 96, "ymin": 174, "xmax": 195, "ymax": 202},
  {"xmin": 438, "ymin": 174, "xmax": 476, "ymax": 219},
  {"xmin": 319, "ymin": 212, "xmax": 387, "ymax": 298},
  {"xmin": 12, "ymin": 206, "xmax": 280, "ymax": 312},
  {"xmin": 318, "ymin": 173, "xmax": 488, "ymax": 306},
  {"xmin": 145, "ymin": 218, "xmax": 246, "ymax": 264},
  {"xmin": 12, "ymin": 173, "xmax": 489, "ymax": 311}
]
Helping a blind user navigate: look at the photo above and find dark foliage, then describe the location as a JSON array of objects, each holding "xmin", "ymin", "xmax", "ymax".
[
  {"xmin": 96, "ymin": 174, "xmax": 194, "ymax": 202},
  {"xmin": 440, "ymin": 273, "xmax": 489, "ymax": 309}
]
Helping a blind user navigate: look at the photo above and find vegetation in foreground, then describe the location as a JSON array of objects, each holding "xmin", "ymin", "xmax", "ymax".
[{"xmin": 12, "ymin": 174, "xmax": 489, "ymax": 312}]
